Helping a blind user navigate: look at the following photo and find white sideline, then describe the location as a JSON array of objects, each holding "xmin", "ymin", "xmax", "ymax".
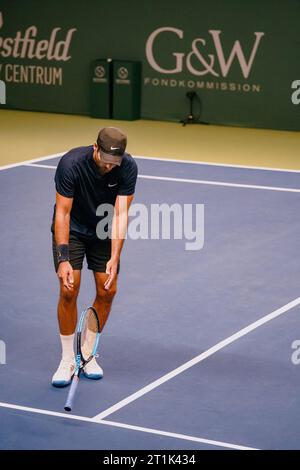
[
  {"xmin": 0, "ymin": 402, "xmax": 256, "ymax": 450},
  {"xmin": 92, "ymin": 297, "xmax": 300, "ymax": 421},
  {"xmin": 25, "ymin": 163, "xmax": 58, "ymax": 169},
  {"xmin": 138, "ymin": 174, "xmax": 300, "ymax": 193},
  {"xmin": 23, "ymin": 162, "xmax": 300, "ymax": 193},
  {"xmin": 0, "ymin": 153, "xmax": 64, "ymax": 171},
  {"xmin": 1, "ymin": 151, "xmax": 300, "ymax": 173},
  {"xmin": 134, "ymin": 155, "xmax": 300, "ymax": 174}
]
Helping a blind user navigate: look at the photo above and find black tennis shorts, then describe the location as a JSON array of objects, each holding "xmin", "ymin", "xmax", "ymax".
[{"xmin": 52, "ymin": 232, "xmax": 120, "ymax": 273}]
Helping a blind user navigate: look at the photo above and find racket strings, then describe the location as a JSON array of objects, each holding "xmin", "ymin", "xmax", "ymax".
[{"xmin": 81, "ymin": 308, "xmax": 99, "ymax": 360}]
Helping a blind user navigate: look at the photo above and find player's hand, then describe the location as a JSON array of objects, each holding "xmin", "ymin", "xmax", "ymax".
[
  {"xmin": 104, "ymin": 257, "xmax": 118, "ymax": 291},
  {"xmin": 57, "ymin": 261, "xmax": 74, "ymax": 290}
]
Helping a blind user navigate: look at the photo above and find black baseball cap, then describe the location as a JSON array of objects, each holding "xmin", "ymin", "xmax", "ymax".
[{"xmin": 97, "ymin": 127, "xmax": 127, "ymax": 166}]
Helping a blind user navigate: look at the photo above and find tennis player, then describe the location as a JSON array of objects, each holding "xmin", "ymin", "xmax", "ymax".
[{"xmin": 51, "ymin": 127, "xmax": 138, "ymax": 387}]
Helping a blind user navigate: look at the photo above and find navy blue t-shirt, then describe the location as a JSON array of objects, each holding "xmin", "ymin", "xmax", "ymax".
[{"xmin": 52, "ymin": 145, "xmax": 138, "ymax": 238}]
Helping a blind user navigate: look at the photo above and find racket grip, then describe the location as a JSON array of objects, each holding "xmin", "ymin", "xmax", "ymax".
[{"xmin": 64, "ymin": 375, "xmax": 79, "ymax": 412}]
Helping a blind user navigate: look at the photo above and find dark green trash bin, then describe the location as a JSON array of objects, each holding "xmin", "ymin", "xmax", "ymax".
[
  {"xmin": 112, "ymin": 61, "xmax": 141, "ymax": 120},
  {"xmin": 90, "ymin": 59, "xmax": 112, "ymax": 118}
]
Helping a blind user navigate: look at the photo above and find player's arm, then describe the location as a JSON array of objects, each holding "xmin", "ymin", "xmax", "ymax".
[
  {"xmin": 104, "ymin": 194, "xmax": 134, "ymax": 291},
  {"xmin": 54, "ymin": 192, "xmax": 74, "ymax": 290}
]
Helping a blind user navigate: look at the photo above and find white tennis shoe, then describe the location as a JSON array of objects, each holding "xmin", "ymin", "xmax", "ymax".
[
  {"xmin": 52, "ymin": 356, "xmax": 75, "ymax": 387},
  {"xmin": 83, "ymin": 356, "xmax": 103, "ymax": 380}
]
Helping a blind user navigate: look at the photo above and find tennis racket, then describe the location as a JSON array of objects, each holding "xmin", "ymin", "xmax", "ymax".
[{"xmin": 64, "ymin": 306, "xmax": 101, "ymax": 412}]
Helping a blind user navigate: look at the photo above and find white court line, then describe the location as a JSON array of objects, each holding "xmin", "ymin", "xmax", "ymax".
[
  {"xmin": 135, "ymin": 155, "xmax": 300, "ymax": 174},
  {"xmin": 25, "ymin": 163, "xmax": 58, "ymax": 169},
  {"xmin": 92, "ymin": 297, "xmax": 300, "ymax": 421},
  {"xmin": 138, "ymin": 174, "xmax": 300, "ymax": 193},
  {"xmin": 2, "ymin": 152, "xmax": 299, "ymax": 449},
  {"xmin": 23, "ymin": 163, "xmax": 300, "ymax": 193},
  {"xmin": 0, "ymin": 153, "xmax": 64, "ymax": 171},
  {"xmin": 1, "ymin": 151, "xmax": 300, "ymax": 173},
  {"xmin": 100, "ymin": 420, "xmax": 257, "ymax": 451},
  {"xmin": 0, "ymin": 402, "xmax": 256, "ymax": 450}
]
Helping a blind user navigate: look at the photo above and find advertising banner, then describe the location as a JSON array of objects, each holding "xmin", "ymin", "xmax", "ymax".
[{"xmin": 0, "ymin": 0, "xmax": 299, "ymax": 130}]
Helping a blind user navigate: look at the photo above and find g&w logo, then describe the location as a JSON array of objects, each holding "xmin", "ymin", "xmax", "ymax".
[{"xmin": 146, "ymin": 27, "xmax": 265, "ymax": 79}]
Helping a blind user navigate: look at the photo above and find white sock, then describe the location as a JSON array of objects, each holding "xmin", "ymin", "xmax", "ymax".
[{"xmin": 60, "ymin": 334, "xmax": 75, "ymax": 360}]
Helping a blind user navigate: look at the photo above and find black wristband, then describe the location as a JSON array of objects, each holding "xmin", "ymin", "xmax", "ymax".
[{"xmin": 56, "ymin": 244, "xmax": 70, "ymax": 264}]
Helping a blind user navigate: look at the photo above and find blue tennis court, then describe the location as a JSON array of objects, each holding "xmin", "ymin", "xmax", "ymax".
[{"xmin": 1, "ymin": 155, "xmax": 300, "ymax": 450}]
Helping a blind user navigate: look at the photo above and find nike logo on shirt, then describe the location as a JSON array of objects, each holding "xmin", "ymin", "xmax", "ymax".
[{"xmin": 108, "ymin": 183, "xmax": 118, "ymax": 187}]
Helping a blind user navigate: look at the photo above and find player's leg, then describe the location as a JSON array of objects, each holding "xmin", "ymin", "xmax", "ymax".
[
  {"xmin": 93, "ymin": 271, "xmax": 118, "ymax": 331},
  {"xmin": 81, "ymin": 272, "xmax": 117, "ymax": 379},
  {"xmin": 83, "ymin": 239, "xmax": 118, "ymax": 379},
  {"xmin": 52, "ymin": 233, "xmax": 85, "ymax": 387},
  {"xmin": 57, "ymin": 270, "xmax": 81, "ymax": 335}
]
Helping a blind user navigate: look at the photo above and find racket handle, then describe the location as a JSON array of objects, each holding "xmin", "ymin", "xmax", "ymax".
[{"xmin": 64, "ymin": 375, "xmax": 79, "ymax": 412}]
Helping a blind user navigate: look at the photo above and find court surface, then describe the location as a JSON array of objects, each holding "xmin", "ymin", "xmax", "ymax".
[{"xmin": 1, "ymin": 154, "xmax": 300, "ymax": 450}]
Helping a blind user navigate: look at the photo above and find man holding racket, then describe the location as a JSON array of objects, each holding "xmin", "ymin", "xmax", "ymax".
[{"xmin": 51, "ymin": 127, "xmax": 137, "ymax": 387}]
